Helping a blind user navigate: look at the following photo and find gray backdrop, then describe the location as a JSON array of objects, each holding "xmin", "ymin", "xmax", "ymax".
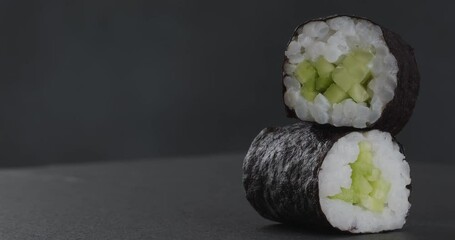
[{"xmin": 0, "ymin": 0, "xmax": 451, "ymax": 166}]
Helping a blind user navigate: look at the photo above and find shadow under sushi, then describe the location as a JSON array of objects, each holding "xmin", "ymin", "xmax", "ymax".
[
  {"xmin": 260, "ymin": 223, "xmax": 347, "ymax": 237},
  {"xmin": 260, "ymin": 223, "xmax": 414, "ymax": 239}
]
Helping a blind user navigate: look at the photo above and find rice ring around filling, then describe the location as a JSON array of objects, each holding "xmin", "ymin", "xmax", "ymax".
[
  {"xmin": 283, "ymin": 16, "xmax": 398, "ymax": 128},
  {"xmin": 318, "ymin": 130, "xmax": 411, "ymax": 233}
]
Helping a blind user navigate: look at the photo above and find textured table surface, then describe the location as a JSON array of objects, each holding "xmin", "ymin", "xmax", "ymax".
[{"xmin": 0, "ymin": 153, "xmax": 453, "ymax": 239}]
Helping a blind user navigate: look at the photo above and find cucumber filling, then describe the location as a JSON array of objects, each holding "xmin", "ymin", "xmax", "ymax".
[
  {"xmin": 294, "ymin": 50, "xmax": 374, "ymax": 105},
  {"xmin": 329, "ymin": 141, "xmax": 391, "ymax": 212}
]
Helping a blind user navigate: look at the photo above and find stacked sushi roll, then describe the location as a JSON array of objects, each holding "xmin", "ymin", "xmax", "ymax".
[
  {"xmin": 243, "ymin": 15, "xmax": 419, "ymax": 234},
  {"xmin": 282, "ymin": 15, "xmax": 419, "ymax": 134}
]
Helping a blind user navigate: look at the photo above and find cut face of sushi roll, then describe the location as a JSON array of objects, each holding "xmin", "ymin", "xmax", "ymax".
[
  {"xmin": 318, "ymin": 131, "xmax": 410, "ymax": 233},
  {"xmin": 243, "ymin": 122, "xmax": 411, "ymax": 233},
  {"xmin": 283, "ymin": 16, "xmax": 419, "ymax": 134}
]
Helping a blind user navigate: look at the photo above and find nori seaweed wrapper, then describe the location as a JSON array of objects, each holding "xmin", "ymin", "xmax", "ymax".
[
  {"xmin": 243, "ymin": 122, "xmax": 347, "ymax": 228},
  {"xmin": 282, "ymin": 15, "xmax": 420, "ymax": 136},
  {"xmin": 242, "ymin": 122, "xmax": 408, "ymax": 230}
]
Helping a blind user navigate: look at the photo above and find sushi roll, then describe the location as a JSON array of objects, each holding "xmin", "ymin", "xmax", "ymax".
[
  {"xmin": 243, "ymin": 122, "xmax": 411, "ymax": 233},
  {"xmin": 283, "ymin": 15, "xmax": 419, "ymax": 135}
]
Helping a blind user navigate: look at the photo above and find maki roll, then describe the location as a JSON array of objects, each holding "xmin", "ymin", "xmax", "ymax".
[
  {"xmin": 283, "ymin": 15, "xmax": 419, "ymax": 135},
  {"xmin": 243, "ymin": 122, "xmax": 411, "ymax": 233}
]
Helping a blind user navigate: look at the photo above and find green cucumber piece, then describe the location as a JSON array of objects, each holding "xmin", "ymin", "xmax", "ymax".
[
  {"xmin": 361, "ymin": 71, "xmax": 373, "ymax": 86},
  {"xmin": 348, "ymin": 84, "xmax": 370, "ymax": 103},
  {"xmin": 300, "ymin": 78, "xmax": 317, "ymax": 101},
  {"xmin": 329, "ymin": 187, "xmax": 355, "ymax": 203},
  {"xmin": 357, "ymin": 150, "xmax": 373, "ymax": 165},
  {"xmin": 292, "ymin": 51, "xmax": 375, "ymax": 106},
  {"xmin": 294, "ymin": 60, "xmax": 317, "ymax": 84},
  {"xmin": 303, "ymin": 77, "xmax": 316, "ymax": 90},
  {"xmin": 353, "ymin": 50, "xmax": 374, "ymax": 63},
  {"xmin": 370, "ymin": 178, "xmax": 391, "ymax": 202},
  {"xmin": 343, "ymin": 50, "xmax": 373, "ymax": 66},
  {"xmin": 301, "ymin": 89, "xmax": 318, "ymax": 101},
  {"xmin": 352, "ymin": 174, "xmax": 373, "ymax": 195},
  {"xmin": 329, "ymin": 141, "xmax": 391, "ymax": 213},
  {"xmin": 331, "ymin": 67, "xmax": 357, "ymax": 92},
  {"xmin": 360, "ymin": 195, "xmax": 384, "ymax": 212},
  {"xmin": 346, "ymin": 65, "xmax": 370, "ymax": 84},
  {"xmin": 334, "ymin": 50, "xmax": 373, "ymax": 91},
  {"xmin": 323, "ymin": 84, "xmax": 348, "ymax": 104},
  {"xmin": 314, "ymin": 57, "xmax": 335, "ymax": 78},
  {"xmin": 367, "ymin": 168, "xmax": 381, "ymax": 182},
  {"xmin": 315, "ymin": 76, "xmax": 333, "ymax": 92},
  {"xmin": 350, "ymin": 159, "xmax": 372, "ymax": 175}
]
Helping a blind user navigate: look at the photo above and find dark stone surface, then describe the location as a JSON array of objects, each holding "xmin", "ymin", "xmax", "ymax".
[{"xmin": 0, "ymin": 153, "xmax": 452, "ymax": 239}]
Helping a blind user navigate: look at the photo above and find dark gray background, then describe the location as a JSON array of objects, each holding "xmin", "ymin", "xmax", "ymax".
[{"xmin": 0, "ymin": 0, "xmax": 451, "ymax": 166}]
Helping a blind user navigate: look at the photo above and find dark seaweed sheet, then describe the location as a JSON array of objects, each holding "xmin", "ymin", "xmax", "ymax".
[
  {"xmin": 242, "ymin": 122, "xmax": 348, "ymax": 229},
  {"xmin": 373, "ymin": 27, "xmax": 420, "ymax": 135}
]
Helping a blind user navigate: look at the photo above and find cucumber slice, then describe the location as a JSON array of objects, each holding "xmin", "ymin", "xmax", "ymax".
[
  {"xmin": 334, "ymin": 50, "xmax": 373, "ymax": 91},
  {"xmin": 301, "ymin": 88, "xmax": 318, "ymax": 101},
  {"xmin": 300, "ymin": 78, "xmax": 317, "ymax": 101},
  {"xmin": 314, "ymin": 58, "xmax": 335, "ymax": 91},
  {"xmin": 329, "ymin": 141, "xmax": 391, "ymax": 213},
  {"xmin": 302, "ymin": 76, "xmax": 316, "ymax": 90},
  {"xmin": 353, "ymin": 50, "xmax": 374, "ymax": 63},
  {"xmin": 291, "ymin": 51, "xmax": 375, "ymax": 106},
  {"xmin": 348, "ymin": 84, "xmax": 370, "ymax": 103},
  {"xmin": 361, "ymin": 71, "xmax": 373, "ymax": 86},
  {"xmin": 343, "ymin": 50, "xmax": 374, "ymax": 66},
  {"xmin": 315, "ymin": 76, "xmax": 333, "ymax": 92},
  {"xmin": 331, "ymin": 67, "xmax": 357, "ymax": 92},
  {"xmin": 314, "ymin": 57, "xmax": 335, "ymax": 78},
  {"xmin": 350, "ymin": 159, "xmax": 372, "ymax": 175},
  {"xmin": 346, "ymin": 65, "xmax": 370, "ymax": 84},
  {"xmin": 294, "ymin": 60, "xmax": 317, "ymax": 84},
  {"xmin": 357, "ymin": 151, "xmax": 373, "ymax": 165},
  {"xmin": 329, "ymin": 187, "xmax": 355, "ymax": 203},
  {"xmin": 323, "ymin": 84, "xmax": 348, "ymax": 104},
  {"xmin": 370, "ymin": 179, "xmax": 391, "ymax": 202},
  {"xmin": 367, "ymin": 88, "xmax": 374, "ymax": 99},
  {"xmin": 352, "ymin": 174, "xmax": 373, "ymax": 195},
  {"xmin": 360, "ymin": 195, "xmax": 384, "ymax": 212},
  {"xmin": 341, "ymin": 54, "xmax": 356, "ymax": 66},
  {"xmin": 367, "ymin": 168, "xmax": 381, "ymax": 182}
]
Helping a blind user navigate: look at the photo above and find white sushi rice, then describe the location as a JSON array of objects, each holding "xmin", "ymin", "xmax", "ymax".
[
  {"xmin": 283, "ymin": 16, "xmax": 398, "ymax": 128},
  {"xmin": 318, "ymin": 130, "xmax": 411, "ymax": 233}
]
